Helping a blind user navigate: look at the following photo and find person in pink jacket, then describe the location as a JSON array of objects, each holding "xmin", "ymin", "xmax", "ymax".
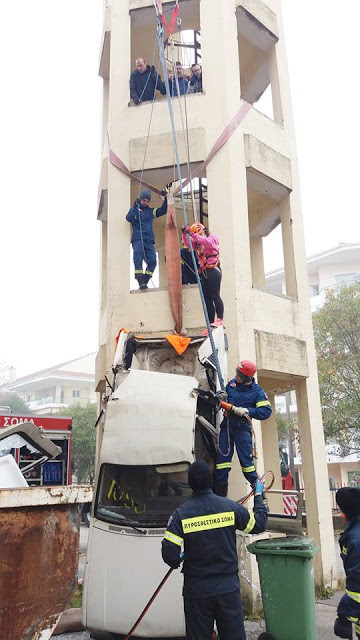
[{"xmin": 182, "ymin": 222, "xmax": 224, "ymax": 327}]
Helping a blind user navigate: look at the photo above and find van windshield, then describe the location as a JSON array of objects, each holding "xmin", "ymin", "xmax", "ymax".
[{"xmin": 95, "ymin": 462, "xmax": 192, "ymax": 528}]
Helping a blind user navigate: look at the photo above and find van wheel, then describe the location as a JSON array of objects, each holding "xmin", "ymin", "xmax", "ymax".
[{"xmin": 258, "ymin": 633, "xmax": 276, "ymax": 640}]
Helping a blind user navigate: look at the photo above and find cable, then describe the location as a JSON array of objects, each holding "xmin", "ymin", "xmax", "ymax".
[
  {"xmin": 137, "ymin": 50, "xmax": 163, "ymax": 288},
  {"xmin": 157, "ymin": 22, "xmax": 225, "ymax": 391}
]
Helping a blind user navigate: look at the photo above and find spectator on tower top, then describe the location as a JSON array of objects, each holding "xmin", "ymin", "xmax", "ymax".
[
  {"xmin": 130, "ymin": 57, "xmax": 165, "ymax": 105},
  {"xmin": 188, "ymin": 63, "xmax": 203, "ymax": 94},
  {"xmin": 169, "ymin": 61, "xmax": 189, "ymax": 97}
]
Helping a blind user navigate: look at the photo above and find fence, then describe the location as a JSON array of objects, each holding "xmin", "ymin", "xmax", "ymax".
[{"xmin": 298, "ymin": 483, "xmax": 354, "ymax": 513}]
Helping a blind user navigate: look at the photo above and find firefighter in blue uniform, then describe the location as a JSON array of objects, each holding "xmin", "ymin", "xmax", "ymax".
[
  {"xmin": 215, "ymin": 360, "xmax": 272, "ymax": 497},
  {"xmin": 334, "ymin": 487, "xmax": 360, "ymax": 639},
  {"xmin": 126, "ymin": 189, "xmax": 167, "ymax": 289},
  {"xmin": 161, "ymin": 460, "xmax": 267, "ymax": 640}
]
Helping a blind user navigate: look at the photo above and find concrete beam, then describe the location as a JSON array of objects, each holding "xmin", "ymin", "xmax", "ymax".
[
  {"xmin": 245, "ymin": 134, "xmax": 292, "ymax": 190},
  {"xmin": 97, "ymin": 158, "xmax": 108, "ymax": 220},
  {"xmin": 130, "ymin": 127, "xmax": 205, "ymax": 172},
  {"xmin": 95, "ymin": 343, "xmax": 107, "ymax": 393},
  {"xmin": 236, "ymin": 0, "xmax": 279, "ymax": 45},
  {"xmin": 99, "ymin": 8, "xmax": 111, "ymax": 79},
  {"xmin": 255, "ymin": 329, "xmax": 309, "ymax": 377}
]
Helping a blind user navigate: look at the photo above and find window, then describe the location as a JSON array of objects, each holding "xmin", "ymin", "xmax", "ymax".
[
  {"xmin": 26, "ymin": 395, "xmax": 31, "ymax": 403},
  {"xmin": 95, "ymin": 462, "xmax": 191, "ymax": 528},
  {"xmin": 335, "ymin": 273, "xmax": 357, "ymax": 286},
  {"xmin": 309, "ymin": 284, "xmax": 319, "ymax": 296},
  {"xmin": 72, "ymin": 389, "xmax": 80, "ymax": 398},
  {"xmin": 348, "ymin": 471, "xmax": 360, "ymax": 487}
]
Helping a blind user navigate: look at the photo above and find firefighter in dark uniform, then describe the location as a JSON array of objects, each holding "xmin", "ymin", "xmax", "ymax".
[
  {"xmin": 334, "ymin": 487, "xmax": 360, "ymax": 639},
  {"xmin": 215, "ymin": 360, "xmax": 272, "ymax": 497},
  {"xmin": 126, "ymin": 189, "xmax": 167, "ymax": 289},
  {"xmin": 161, "ymin": 460, "xmax": 268, "ymax": 640}
]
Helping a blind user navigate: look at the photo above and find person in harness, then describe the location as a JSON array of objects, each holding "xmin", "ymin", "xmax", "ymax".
[
  {"xmin": 182, "ymin": 223, "xmax": 224, "ymax": 327},
  {"xmin": 334, "ymin": 487, "xmax": 360, "ymax": 640},
  {"xmin": 161, "ymin": 460, "xmax": 268, "ymax": 640},
  {"xmin": 126, "ymin": 189, "xmax": 167, "ymax": 289},
  {"xmin": 215, "ymin": 360, "xmax": 272, "ymax": 497}
]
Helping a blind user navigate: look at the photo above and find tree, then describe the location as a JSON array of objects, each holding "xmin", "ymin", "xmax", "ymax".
[
  {"xmin": 313, "ymin": 280, "xmax": 360, "ymax": 456},
  {"xmin": 59, "ymin": 403, "xmax": 97, "ymax": 483},
  {"xmin": 0, "ymin": 392, "xmax": 31, "ymax": 414},
  {"xmin": 276, "ymin": 410, "xmax": 294, "ymax": 444}
]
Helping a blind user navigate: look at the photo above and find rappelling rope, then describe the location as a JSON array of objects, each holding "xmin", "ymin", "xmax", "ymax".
[
  {"xmin": 138, "ymin": 32, "xmax": 158, "ymax": 105},
  {"xmin": 157, "ymin": 21, "xmax": 225, "ymax": 391},
  {"xmin": 177, "ymin": 17, "xmax": 199, "ymax": 222},
  {"xmin": 170, "ymin": 20, "xmax": 198, "ymax": 223},
  {"xmin": 137, "ymin": 47, "xmax": 163, "ymax": 288}
]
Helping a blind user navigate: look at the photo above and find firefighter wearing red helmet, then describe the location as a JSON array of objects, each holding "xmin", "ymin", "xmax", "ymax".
[{"xmin": 215, "ymin": 360, "xmax": 272, "ymax": 496}]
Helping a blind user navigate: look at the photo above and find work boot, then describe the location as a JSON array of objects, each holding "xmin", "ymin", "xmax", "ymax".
[
  {"xmin": 138, "ymin": 274, "xmax": 148, "ymax": 290},
  {"xmin": 214, "ymin": 482, "xmax": 228, "ymax": 497}
]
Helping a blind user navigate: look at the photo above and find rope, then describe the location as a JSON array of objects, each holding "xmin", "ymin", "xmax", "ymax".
[
  {"xmin": 137, "ymin": 45, "xmax": 162, "ymax": 196},
  {"xmin": 138, "ymin": 33, "xmax": 158, "ymax": 104},
  {"xmin": 177, "ymin": 18, "xmax": 198, "ymax": 221},
  {"xmin": 137, "ymin": 50, "xmax": 163, "ymax": 287},
  {"xmin": 157, "ymin": 22, "xmax": 225, "ymax": 391}
]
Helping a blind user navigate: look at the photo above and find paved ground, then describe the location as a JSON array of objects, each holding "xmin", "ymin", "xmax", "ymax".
[
  {"xmin": 57, "ymin": 594, "xmax": 346, "ymax": 639},
  {"xmin": 56, "ymin": 526, "xmax": 346, "ymax": 639}
]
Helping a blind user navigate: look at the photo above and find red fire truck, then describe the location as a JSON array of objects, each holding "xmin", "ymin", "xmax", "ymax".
[{"xmin": 0, "ymin": 412, "xmax": 72, "ymax": 486}]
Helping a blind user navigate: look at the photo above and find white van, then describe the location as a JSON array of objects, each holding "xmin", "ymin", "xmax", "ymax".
[{"xmin": 83, "ymin": 328, "xmax": 227, "ymax": 639}]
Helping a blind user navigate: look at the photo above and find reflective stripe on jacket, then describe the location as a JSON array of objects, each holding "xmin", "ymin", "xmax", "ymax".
[
  {"xmin": 161, "ymin": 488, "xmax": 267, "ymax": 597},
  {"xmin": 338, "ymin": 515, "xmax": 360, "ymax": 620},
  {"xmin": 226, "ymin": 378, "xmax": 272, "ymax": 426}
]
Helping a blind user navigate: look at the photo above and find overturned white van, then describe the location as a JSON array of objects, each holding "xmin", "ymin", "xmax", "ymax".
[{"xmin": 83, "ymin": 327, "xmax": 227, "ymax": 639}]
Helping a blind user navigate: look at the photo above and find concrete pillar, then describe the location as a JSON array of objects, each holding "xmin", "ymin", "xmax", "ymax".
[
  {"xmin": 296, "ymin": 378, "xmax": 337, "ymax": 587},
  {"xmin": 106, "ymin": 1, "xmax": 132, "ymax": 366},
  {"xmin": 250, "ymin": 236, "xmax": 265, "ymax": 288},
  {"xmin": 274, "ymin": 2, "xmax": 337, "ymax": 587},
  {"xmin": 268, "ymin": 43, "xmax": 283, "ymax": 126},
  {"xmin": 280, "ymin": 198, "xmax": 297, "ymax": 298}
]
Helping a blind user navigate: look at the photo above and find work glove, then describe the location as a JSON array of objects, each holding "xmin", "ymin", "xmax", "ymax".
[
  {"xmin": 181, "ymin": 224, "xmax": 191, "ymax": 233},
  {"xmin": 231, "ymin": 406, "xmax": 249, "ymax": 418},
  {"xmin": 254, "ymin": 479, "xmax": 264, "ymax": 497},
  {"xmin": 334, "ymin": 617, "xmax": 353, "ymax": 638},
  {"xmin": 160, "ymin": 188, "xmax": 168, "ymax": 197},
  {"xmin": 215, "ymin": 391, "xmax": 227, "ymax": 403}
]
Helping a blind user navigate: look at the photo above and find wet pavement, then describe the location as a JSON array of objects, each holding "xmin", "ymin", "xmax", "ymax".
[
  {"xmin": 56, "ymin": 595, "xmax": 345, "ymax": 639},
  {"xmin": 56, "ymin": 526, "xmax": 346, "ymax": 638}
]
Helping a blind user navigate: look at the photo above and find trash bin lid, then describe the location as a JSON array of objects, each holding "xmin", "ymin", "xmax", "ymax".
[
  {"xmin": 254, "ymin": 537, "xmax": 313, "ymax": 550},
  {"xmin": 247, "ymin": 536, "xmax": 319, "ymax": 558}
]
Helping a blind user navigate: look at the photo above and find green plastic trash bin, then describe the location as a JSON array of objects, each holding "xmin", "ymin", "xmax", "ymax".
[{"xmin": 247, "ymin": 537, "xmax": 319, "ymax": 640}]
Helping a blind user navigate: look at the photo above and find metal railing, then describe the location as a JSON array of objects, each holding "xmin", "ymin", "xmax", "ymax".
[{"xmin": 298, "ymin": 483, "xmax": 356, "ymax": 513}]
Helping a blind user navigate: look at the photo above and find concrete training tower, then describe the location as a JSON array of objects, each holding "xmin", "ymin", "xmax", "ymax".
[{"xmin": 96, "ymin": 0, "xmax": 337, "ymax": 590}]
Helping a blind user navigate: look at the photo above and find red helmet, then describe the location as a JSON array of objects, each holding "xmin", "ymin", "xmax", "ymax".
[
  {"xmin": 236, "ymin": 360, "xmax": 256, "ymax": 378},
  {"xmin": 190, "ymin": 222, "xmax": 204, "ymax": 234}
]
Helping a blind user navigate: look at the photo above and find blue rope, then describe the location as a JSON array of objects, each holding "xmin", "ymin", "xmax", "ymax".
[{"xmin": 157, "ymin": 24, "xmax": 225, "ymax": 391}]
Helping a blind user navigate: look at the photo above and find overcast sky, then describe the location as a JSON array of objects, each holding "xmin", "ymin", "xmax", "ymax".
[{"xmin": 0, "ymin": 1, "xmax": 359, "ymax": 378}]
